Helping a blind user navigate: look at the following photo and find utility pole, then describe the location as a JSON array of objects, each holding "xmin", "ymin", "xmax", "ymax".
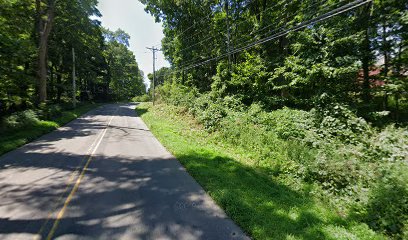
[
  {"xmin": 72, "ymin": 47, "xmax": 76, "ymax": 108},
  {"xmin": 147, "ymin": 46, "xmax": 159, "ymax": 105},
  {"xmin": 225, "ymin": 0, "xmax": 231, "ymax": 69}
]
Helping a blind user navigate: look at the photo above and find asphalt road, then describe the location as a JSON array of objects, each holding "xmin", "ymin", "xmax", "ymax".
[{"xmin": 0, "ymin": 103, "xmax": 249, "ymax": 240}]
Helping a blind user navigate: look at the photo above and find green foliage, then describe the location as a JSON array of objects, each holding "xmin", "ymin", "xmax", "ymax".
[
  {"xmin": 0, "ymin": 103, "xmax": 100, "ymax": 156},
  {"xmin": 365, "ymin": 163, "xmax": 408, "ymax": 238},
  {"xmin": 191, "ymin": 95, "xmax": 226, "ymax": 130},
  {"xmin": 191, "ymin": 94, "xmax": 243, "ymax": 131},
  {"xmin": 147, "ymin": 67, "xmax": 173, "ymax": 88},
  {"xmin": 0, "ymin": 0, "xmax": 36, "ymax": 113},
  {"xmin": 104, "ymin": 28, "xmax": 146, "ymax": 100},
  {"xmin": 0, "ymin": 0, "xmax": 144, "ymax": 112},
  {"xmin": 157, "ymin": 81, "xmax": 198, "ymax": 109},
  {"xmin": 262, "ymin": 107, "xmax": 314, "ymax": 140},
  {"xmin": 141, "ymin": 0, "xmax": 408, "ymax": 119},
  {"xmin": 37, "ymin": 104, "xmax": 63, "ymax": 120},
  {"xmin": 229, "ymin": 53, "xmax": 270, "ymax": 104},
  {"xmin": 137, "ymin": 103, "xmax": 386, "ymax": 240},
  {"xmin": 1, "ymin": 110, "xmax": 39, "ymax": 132},
  {"xmin": 132, "ymin": 94, "xmax": 151, "ymax": 102},
  {"xmin": 369, "ymin": 125, "xmax": 408, "ymax": 162},
  {"xmin": 315, "ymin": 105, "xmax": 371, "ymax": 144},
  {"xmin": 155, "ymin": 80, "xmax": 408, "ymax": 238}
]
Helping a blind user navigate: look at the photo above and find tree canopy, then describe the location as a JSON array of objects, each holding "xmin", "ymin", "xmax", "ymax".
[
  {"xmin": 141, "ymin": 0, "xmax": 408, "ymax": 116},
  {"xmin": 0, "ymin": 0, "xmax": 145, "ymax": 115}
]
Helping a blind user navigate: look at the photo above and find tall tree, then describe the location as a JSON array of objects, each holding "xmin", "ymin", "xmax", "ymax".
[
  {"xmin": 103, "ymin": 29, "xmax": 146, "ymax": 100},
  {"xmin": 35, "ymin": 0, "xmax": 57, "ymax": 103}
]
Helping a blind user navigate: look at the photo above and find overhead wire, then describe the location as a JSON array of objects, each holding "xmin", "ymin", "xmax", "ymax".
[
  {"xmin": 174, "ymin": 0, "xmax": 291, "ymax": 56},
  {"xmin": 185, "ymin": 0, "xmax": 372, "ymax": 71},
  {"xmin": 230, "ymin": 0, "xmax": 347, "ymax": 52},
  {"xmin": 154, "ymin": 0, "xmax": 371, "ymax": 79},
  {"xmin": 176, "ymin": 0, "xmax": 334, "ymax": 69},
  {"xmin": 151, "ymin": 4, "xmax": 223, "ymax": 48}
]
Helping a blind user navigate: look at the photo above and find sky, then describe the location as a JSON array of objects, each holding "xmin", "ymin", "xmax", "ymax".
[{"xmin": 97, "ymin": 0, "xmax": 169, "ymax": 86}]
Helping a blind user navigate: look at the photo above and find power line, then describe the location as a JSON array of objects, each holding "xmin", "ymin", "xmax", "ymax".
[
  {"xmin": 230, "ymin": 0, "xmax": 346, "ymax": 52},
  {"xmin": 175, "ymin": 0, "xmax": 330, "ymax": 69},
  {"xmin": 151, "ymin": 4, "xmax": 222, "ymax": 48},
  {"xmin": 155, "ymin": 0, "xmax": 282, "ymax": 50},
  {"xmin": 173, "ymin": 0, "xmax": 291, "ymax": 56},
  {"xmin": 154, "ymin": 0, "xmax": 372, "ymax": 79},
  {"xmin": 187, "ymin": 0, "xmax": 372, "ymax": 71}
]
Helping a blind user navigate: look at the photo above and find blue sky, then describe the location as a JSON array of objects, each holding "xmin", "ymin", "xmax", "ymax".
[{"xmin": 97, "ymin": 0, "xmax": 169, "ymax": 86}]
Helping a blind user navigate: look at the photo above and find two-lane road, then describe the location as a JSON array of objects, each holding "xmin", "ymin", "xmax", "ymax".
[{"xmin": 0, "ymin": 104, "xmax": 248, "ymax": 240}]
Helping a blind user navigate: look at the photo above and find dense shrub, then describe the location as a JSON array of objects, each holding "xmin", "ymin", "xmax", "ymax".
[
  {"xmin": 1, "ymin": 109, "xmax": 39, "ymax": 132},
  {"xmin": 263, "ymin": 107, "xmax": 314, "ymax": 140},
  {"xmin": 156, "ymin": 81, "xmax": 408, "ymax": 238},
  {"xmin": 37, "ymin": 104, "xmax": 63, "ymax": 120},
  {"xmin": 314, "ymin": 101, "xmax": 371, "ymax": 144},
  {"xmin": 132, "ymin": 94, "xmax": 151, "ymax": 102},
  {"xmin": 191, "ymin": 95, "xmax": 243, "ymax": 131},
  {"xmin": 157, "ymin": 81, "xmax": 198, "ymax": 109},
  {"xmin": 368, "ymin": 125, "xmax": 408, "ymax": 162},
  {"xmin": 191, "ymin": 95, "xmax": 226, "ymax": 130},
  {"xmin": 365, "ymin": 163, "xmax": 408, "ymax": 238}
]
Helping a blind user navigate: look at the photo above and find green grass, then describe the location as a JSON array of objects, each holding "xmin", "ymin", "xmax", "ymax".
[
  {"xmin": 0, "ymin": 103, "xmax": 101, "ymax": 156},
  {"xmin": 136, "ymin": 103, "xmax": 385, "ymax": 240}
]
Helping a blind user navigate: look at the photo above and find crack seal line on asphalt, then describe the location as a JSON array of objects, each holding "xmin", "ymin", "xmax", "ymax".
[{"xmin": 33, "ymin": 106, "xmax": 118, "ymax": 240}]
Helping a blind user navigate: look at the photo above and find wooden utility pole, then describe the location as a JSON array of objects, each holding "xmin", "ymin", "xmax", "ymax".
[{"xmin": 147, "ymin": 46, "xmax": 159, "ymax": 105}]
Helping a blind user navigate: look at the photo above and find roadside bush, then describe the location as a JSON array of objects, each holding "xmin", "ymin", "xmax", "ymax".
[
  {"xmin": 191, "ymin": 95, "xmax": 225, "ymax": 130},
  {"xmin": 156, "ymin": 81, "xmax": 198, "ymax": 108},
  {"xmin": 156, "ymin": 86, "xmax": 408, "ymax": 238},
  {"xmin": 47, "ymin": 105, "xmax": 63, "ymax": 119},
  {"xmin": 191, "ymin": 94, "xmax": 243, "ymax": 131},
  {"xmin": 368, "ymin": 125, "xmax": 408, "ymax": 162},
  {"xmin": 1, "ymin": 109, "xmax": 39, "ymax": 132},
  {"xmin": 365, "ymin": 163, "xmax": 408, "ymax": 238},
  {"xmin": 132, "ymin": 94, "xmax": 151, "ymax": 102},
  {"xmin": 36, "ymin": 103, "xmax": 63, "ymax": 120},
  {"xmin": 264, "ymin": 107, "xmax": 314, "ymax": 140},
  {"xmin": 308, "ymin": 145, "xmax": 364, "ymax": 192},
  {"xmin": 314, "ymin": 103, "xmax": 371, "ymax": 144}
]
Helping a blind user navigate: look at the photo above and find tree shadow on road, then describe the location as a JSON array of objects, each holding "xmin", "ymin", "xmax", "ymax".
[
  {"xmin": 0, "ymin": 150, "xmax": 248, "ymax": 240},
  {"xmin": 0, "ymin": 103, "xmax": 360, "ymax": 240}
]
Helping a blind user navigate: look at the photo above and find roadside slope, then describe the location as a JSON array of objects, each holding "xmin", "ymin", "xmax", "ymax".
[
  {"xmin": 136, "ymin": 102, "xmax": 384, "ymax": 240},
  {"xmin": 0, "ymin": 103, "xmax": 101, "ymax": 156}
]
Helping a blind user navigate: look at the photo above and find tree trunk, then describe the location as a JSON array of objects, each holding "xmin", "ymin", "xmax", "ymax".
[
  {"xmin": 38, "ymin": 39, "xmax": 48, "ymax": 102},
  {"xmin": 395, "ymin": 94, "xmax": 399, "ymax": 120},
  {"xmin": 56, "ymin": 72, "xmax": 62, "ymax": 102},
  {"xmin": 382, "ymin": 23, "xmax": 389, "ymax": 76},
  {"xmin": 360, "ymin": 2, "xmax": 372, "ymax": 103},
  {"xmin": 50, "ymin": 63, "xmax": 54, "ymax": 101},
  {"xmin": 36, "ymin": 0, "xmax": 56, "ymax": 103},
  {"xmin": 56, "ymin": 60, "xmax": 62, "ymax": 102},
  {"xmin": 381, "ymin": 23, "xmax": 389, "ymax": 111},
  {"xmin": 362, "ymin": 28, "xmax": 371, "ymax": 102}
]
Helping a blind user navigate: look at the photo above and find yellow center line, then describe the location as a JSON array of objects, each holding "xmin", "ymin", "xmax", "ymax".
[
  {"xmin": 33, "ymin": 106, "xmax": 118, "ymax": 240},
  {"xmin": 34, "ymin": 127, "xmax": 103, "ymax": 240}
]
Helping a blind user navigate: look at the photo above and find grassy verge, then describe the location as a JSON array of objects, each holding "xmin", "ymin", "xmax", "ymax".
[
  {"xmin": 0, "ymin": 103, "xmax": 102, "ymax": 156},
  {"xmin": 136, "ymin": 102, "xmax": 384, "ymax": 240}
]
